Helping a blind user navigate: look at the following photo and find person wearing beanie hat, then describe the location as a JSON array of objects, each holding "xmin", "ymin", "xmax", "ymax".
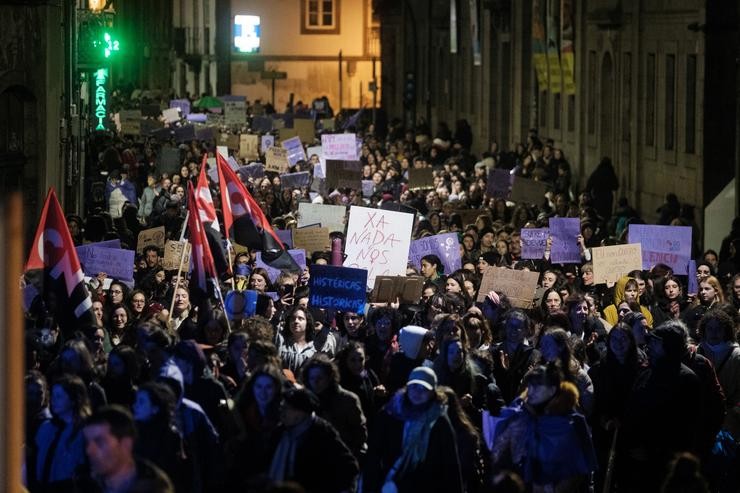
[
  {"xmin": 478, "ymin": 227, "xmax": 496, "ymax": 254},
  {"xmin": 267, "ymin": 387, "xmax": 359, "ymax": 492},
  {"xmin": 363, "ymin": 366, "xmax": 463, "ymax": 493},
  {"xmin": 476, "ymin": 251, "xmax": 500, "ymax": 276}
]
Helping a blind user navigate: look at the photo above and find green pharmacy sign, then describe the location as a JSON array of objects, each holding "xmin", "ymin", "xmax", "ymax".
[{"xmin": 94, "ymin": 68, "xmax": 109, "ymax": 131}]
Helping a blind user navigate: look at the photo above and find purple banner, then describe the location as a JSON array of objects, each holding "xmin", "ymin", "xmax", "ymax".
[
  {"xmin": 76, "ymin": 244, "xmax": 135, "ymax": 281},
  {"xmin": 281, "ymin": 171, "xmax": 311, "ymax": 189},
  {"xmin": 627, "ymin": 224, "xmax": 692, "ymax": 275},
  {"xmin": 487, "ymin": 168, "xmax": 512, "ymax": 199},
  {"xmin": 520, "ymin": 228, "xmax": 549, "ymax": 259},
  {"xmin": 321, "ymin": 133, "xmax": 359, "ymax": 161},
  {"xmin": 255, "ymin": 249, "xmax": 307, "ymax": 283},
  {"xmin": 408, "ymin": 233, "xmax": 462, "ymax": 275},
  {"xmin": 549, "ymin": 217, "xmax": 581, "ymax": 264}
]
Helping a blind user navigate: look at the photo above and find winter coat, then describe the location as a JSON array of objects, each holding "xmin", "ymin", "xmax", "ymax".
[
  {"xmin": 316, "ymin": 384, "xmax": 368, "ymax": 459},
  {"xmin": 34, "ymin": 419, "xmax": 87, "ymax": 490}
]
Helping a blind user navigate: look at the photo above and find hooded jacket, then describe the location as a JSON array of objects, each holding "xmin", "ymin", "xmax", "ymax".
[{"xmin": 602, "ymin": 276, "xmax": 654, "ymax": 327}]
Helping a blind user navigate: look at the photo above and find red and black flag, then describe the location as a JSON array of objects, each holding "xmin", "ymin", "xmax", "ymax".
[
  {"xmin": 216, "ymin": 153, "xmax": 300, "ymax": 273},
  {"xmin": 25, "ymin": 188, "xmax": 96, "ymax": 337},
  {"xmin": 195, "ymin": 157, "xmax": 229, "ymax": 275},
  {"xmin": 187, "ymin": 182, "xmax": 219, "ymax": 296}
]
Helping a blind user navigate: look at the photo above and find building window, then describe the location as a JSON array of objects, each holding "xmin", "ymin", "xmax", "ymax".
[
  {"xmin": 685, "ymin": 54, "xmax": 697, "ymax": 154},
  {"xmin": 665, "ymin": 54, "xmax": 675, "ymax": 151},
  {"xmin": 588, "ymin": 50, "xmax": 596, "ymax": 135},
  {"xmin": 301, "ymin": 0, "xmax": 340, "ymax": 34},
  {"xmin": 554, "ymin": 93, "xmax": 561, "ymax": 130},
  {"xmin": 622, "ymin": 52, "xmax": 631, "ymax": 143},
  {"xmin": 646, "ymin": 53, "xmax": 656, "ymax": 147},
  {"xmin": 567, "ymin": 94, "xmax": 575, "ymax": 132}
]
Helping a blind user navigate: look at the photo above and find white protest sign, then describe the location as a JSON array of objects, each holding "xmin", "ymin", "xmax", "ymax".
[
  {"xmin": 297, "ymin": 203, "xmax": 347, "ymax": 234},
  {"xmin": 306, "ymin": 145, "xmax": 325, "ymax": 178},
  {"xmin": 162, "ymin": 108, "xmax": 180, "ymax": 124},
  {"xmin": 321, "ymin": 133, "xmax": 359, "ymax": 161},
  {"xmin": 261, "ymin": 135, "xmax": 275, "ymax": 153},
  {"xmin": 592, "ymin": 243, "xmax": 643, "ymax": 285},
  {"xmin": 343, "ymin": 205, "xmax": 414, "ymax": 289}
]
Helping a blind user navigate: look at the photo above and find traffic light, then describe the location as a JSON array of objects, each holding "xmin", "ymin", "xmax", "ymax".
[{"xmin": 403, "ymin": 72, "xmax": 416, "ymax": 109}]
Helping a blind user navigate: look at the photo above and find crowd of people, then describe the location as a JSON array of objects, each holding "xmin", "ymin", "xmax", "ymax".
[{"xmin": 22, "ymin": 93, "xmax": 740, "ymax": 493}]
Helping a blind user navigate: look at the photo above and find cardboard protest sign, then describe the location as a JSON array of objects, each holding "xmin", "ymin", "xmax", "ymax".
[
  {"xmin": 281, "ymin": 136, "xmax": 306, "ymax": 165},
  {"xmin": 408, "ymin": 168, "xmax": 434, "ymax": 190},
  {"xmin": 520, "ymin": 228, "xmax": 549, "ymax": 259},
  {"xmin": 370, "ymin": 276, "xmax": 425, "ymax": 304},
  {"xmin": 408, "ymin": 233, "xmax": 461, "ymax": 275},
  {"xmin": 195, "ymin": 126, "xmax": 216, "ymax": 141},
  {"xmin": 119, "ymin": 110, "xmax": 142, "ymax": 135},
  {"xmin": 265, "ymin": 147, "xmax": 290, "ymax": 173},
  {"xmin": 294, "ymin": 118, "xmax": 315, "ymax": 144},
  {"xmin": 136, "ymin": 226, "xmax": 166, "ymax": 254},
  {"xmin": 510, "ymin": 176, "xmax": 548, "ymax": 204},
  {"xmin": 628, "ymin": 224, "xmax": 692, "ymax": 274},
  {"xmin": 306, "ymin": 145, "xmax": 325, "ymax": 178},
  {"xmin": 162, "ymin": 240, "xmax": 192, "ymax": 271},
  {"xmin": 162, "ymin": 108, "xmax": 181, "ymax": 124},
  {"xmin": 237, "ymin": 163, "xmax": 265, "ymax": 182},
  {"xmin": 292, "ymin": 226, "xmax": 330, "ymax": 253},
  {"xmin": 252, "ymin": 115, "xmax": 273, "ymax": 133},
  {"xmin": 261, "ymin": 135, "xmax": 275, "ymax": 153},
  {"xmin": 325, "ymin": 160, "xmax": 361, "ymax": 190},
  {"xmin": 477, "ymin": 267, "xmax": 540, "ymax": 308},
  {"xmin": 239, "ymin": 134, "xmax": 260, "ymax": 159},
  {"xmin": 278, "ymin": 127, "xmax": 298, "ymax": 143},
  {"xmin": 158, "ymin": 148, "xmax": 181, "ymax": 174},
  {"xmin": 591, "ymin": 243, "xmax": 643, "ymax": 285},
  {"xmin": 549, "ymin": 217, "xmax": 581, "ymax": 264},
  {"xmin": 297, "ymin": 203, "xmax": 347, "ymax": 234},
  {"xmin": 255, "ymin": 249, "xmax": 306, "ymax": 282},
  {"xmin": 487, "ymin": 168, "xmax": 512, "ymax": 198},
  {"xmin": 320, "ymin": 118, "xmax": 335, "ymax": 131},
  {"xmin": 224, "ymin": 100, "xmax": 247, "ymax": 125},
  {"xmin": 218, "ymin": 133, "xmax": 240, "ymax": 151},
  {"xmin": 275, "ymin": 229, "xmax": 293, "ymax": 248},
  {"xmin": 77, "ymin": 246, "xmax": 135, "ymax": 281},
  {"xmin": 344, "ymin": 205, "xmax": 415, "ymax": 289},
  {"xmin": 321, "ymin": 133, "xmax": 359, "ymax": 160},
  {"xmin": 280, "ymin": 171, "xmax": 311, "ymax": 189},
  {"xmin": 309, "ymin": 265, "xmax": 368, "ymax": 314}
]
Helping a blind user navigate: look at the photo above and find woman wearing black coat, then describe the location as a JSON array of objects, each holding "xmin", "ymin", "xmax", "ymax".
[{"xmin": 363, "ymin": 367, "xmax": 463, "ymax": 493}]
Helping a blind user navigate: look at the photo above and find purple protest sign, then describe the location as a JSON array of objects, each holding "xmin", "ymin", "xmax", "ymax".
[
  {"xmin": 549, "ymin": 218, "xmax": 581, "ymax": 264},
  {"xmin": 687, "ymin": 259, "xmax": 698, "ymax": 294},
  {"xmin": 408, "ymin": 233, "xmax": 461, "ymax": 275},
  {"xmin": 276, "ymin": 229, "xmax": 293, "ymax": 249},
  {"xmin": 169, "ymin": 99, "xmax": 191, "ymax": 116},
  {"xmin": 255, "ymin": 249, "xmax": 307, "ymax": 283},
  {"xmin": 77, "ymin": 245, "xmax": 135, "ymax": 281},
  {"xmin": 627, "ymin": 224, "xmax": 692, "ymax": 274},
  {"xmin": 321, "ymin": 133, "xmax": 359, "ymax": 161},
  {"xmin": 487, "ymin": 168, "xmax": 512, "ymax": 199},
  {"xmin": 520, "ymin": 228, "xmax": 549, "ymax": 259},
  {"xmin": 281, "ymin": 136, "xmax": 306, "ymax": 166}
]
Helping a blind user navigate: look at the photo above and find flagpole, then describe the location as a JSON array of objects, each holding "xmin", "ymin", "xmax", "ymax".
[{"xmin": 168, "ymin": 211, "xmax": 190, "ymax": 324}]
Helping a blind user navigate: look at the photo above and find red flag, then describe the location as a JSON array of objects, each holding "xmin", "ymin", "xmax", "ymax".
[
  {"xmin": 25, "ymin": 189, "xmax": 96, "ymax": 336},
  {"xmin": 187, "ymin": 183, "xmax": 218, "ymax": 295},
  {"xmin": 195, "ymin": 159, "xmax": 229, "ymax": 275},
  {"xmin": 216, "ymin": 153, "xmax": 300, "ymax": 272}
]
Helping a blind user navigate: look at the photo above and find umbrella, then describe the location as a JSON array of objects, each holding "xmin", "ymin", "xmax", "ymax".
[{"xmin": 194, "ymin": 96, "xmax": 224, "ymax": 109}]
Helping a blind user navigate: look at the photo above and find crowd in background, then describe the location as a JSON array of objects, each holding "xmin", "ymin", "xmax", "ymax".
[{"xmin": 22, "ymin": 93, "xmax": 740, "ymax": 493}]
